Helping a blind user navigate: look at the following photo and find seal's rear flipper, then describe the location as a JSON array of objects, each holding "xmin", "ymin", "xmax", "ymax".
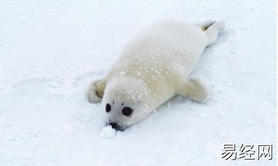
[
  {"xmin": 88, "ymin": 79, "xmax": 106, "ymax": 103},
  {"xmin": 199, "ymin": 20, "xmax": 225, "ymax": 46},
  {"xmin": 199, "ymin": 20, "xmax": 216, "ymax": 31}
]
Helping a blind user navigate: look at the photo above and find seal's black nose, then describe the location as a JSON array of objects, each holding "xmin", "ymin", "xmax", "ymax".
[{"xmin": 109, "ymin": 122, "xmax": 121, "ymax": 131}]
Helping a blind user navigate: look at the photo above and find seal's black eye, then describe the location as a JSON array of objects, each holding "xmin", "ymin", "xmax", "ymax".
[
  {"xmin": 122, "ymin": 107, "xmax": 133, "ymax": 117},
  {"xmin": 106, "ymin": 103, "xmax": 111, "ymax": 113}
]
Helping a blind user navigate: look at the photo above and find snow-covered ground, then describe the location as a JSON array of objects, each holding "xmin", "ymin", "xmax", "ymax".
[{"xmin": 0, "ymin": 0, "xmax": 276, "ymax": 165}]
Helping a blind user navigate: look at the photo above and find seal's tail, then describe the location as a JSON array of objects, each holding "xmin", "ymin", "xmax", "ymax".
[{"xmin": 199, "ymin": 20, "xmax": 225, "ymax": 46}]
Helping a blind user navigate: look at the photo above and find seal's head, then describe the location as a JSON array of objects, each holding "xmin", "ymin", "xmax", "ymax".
[{"xmin": 102, "ymin": 76, "xmax": 151, "ymax": 131}]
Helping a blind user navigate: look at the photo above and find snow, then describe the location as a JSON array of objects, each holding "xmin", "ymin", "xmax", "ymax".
[
  {"xmin": 100, "ymin": 126, "xmax": 116, "ymax": 138},
  {"xmin": 0, "ymin": 0, "xmax": 276, "ymax": 165}
]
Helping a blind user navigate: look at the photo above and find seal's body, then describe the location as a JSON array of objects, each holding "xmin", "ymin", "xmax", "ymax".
[{"xmin": 88, "ymin": 20, "xmax": 225, "ymax": 131}]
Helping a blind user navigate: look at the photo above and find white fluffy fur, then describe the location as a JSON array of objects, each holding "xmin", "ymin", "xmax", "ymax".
[{"xmin": 88, "ymin": 20, "xmax": 225, "ymax": 129}]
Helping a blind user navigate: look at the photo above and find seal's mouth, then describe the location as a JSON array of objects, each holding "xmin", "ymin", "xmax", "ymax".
[{"xmin": 107, "ymin": 122, "xmax": 126, "ymax": 131}]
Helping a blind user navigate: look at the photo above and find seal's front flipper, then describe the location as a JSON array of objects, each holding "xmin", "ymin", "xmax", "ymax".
[
  {"xmin": 177, "ymin": 79, "xmax": 208, "ymax": 102},
  {"xmin": 88, "ymin": 79, "xmax": 106, "ymax": 103}
]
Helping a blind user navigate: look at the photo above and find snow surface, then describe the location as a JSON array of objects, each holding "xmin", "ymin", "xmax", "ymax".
[
  {"xmin": 100, "ymin": 126, "xmax": 116, "ymax": 138},
  {"xmin": 0, "ymin": 0, "xmax": 276, "ymax": 165}
]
